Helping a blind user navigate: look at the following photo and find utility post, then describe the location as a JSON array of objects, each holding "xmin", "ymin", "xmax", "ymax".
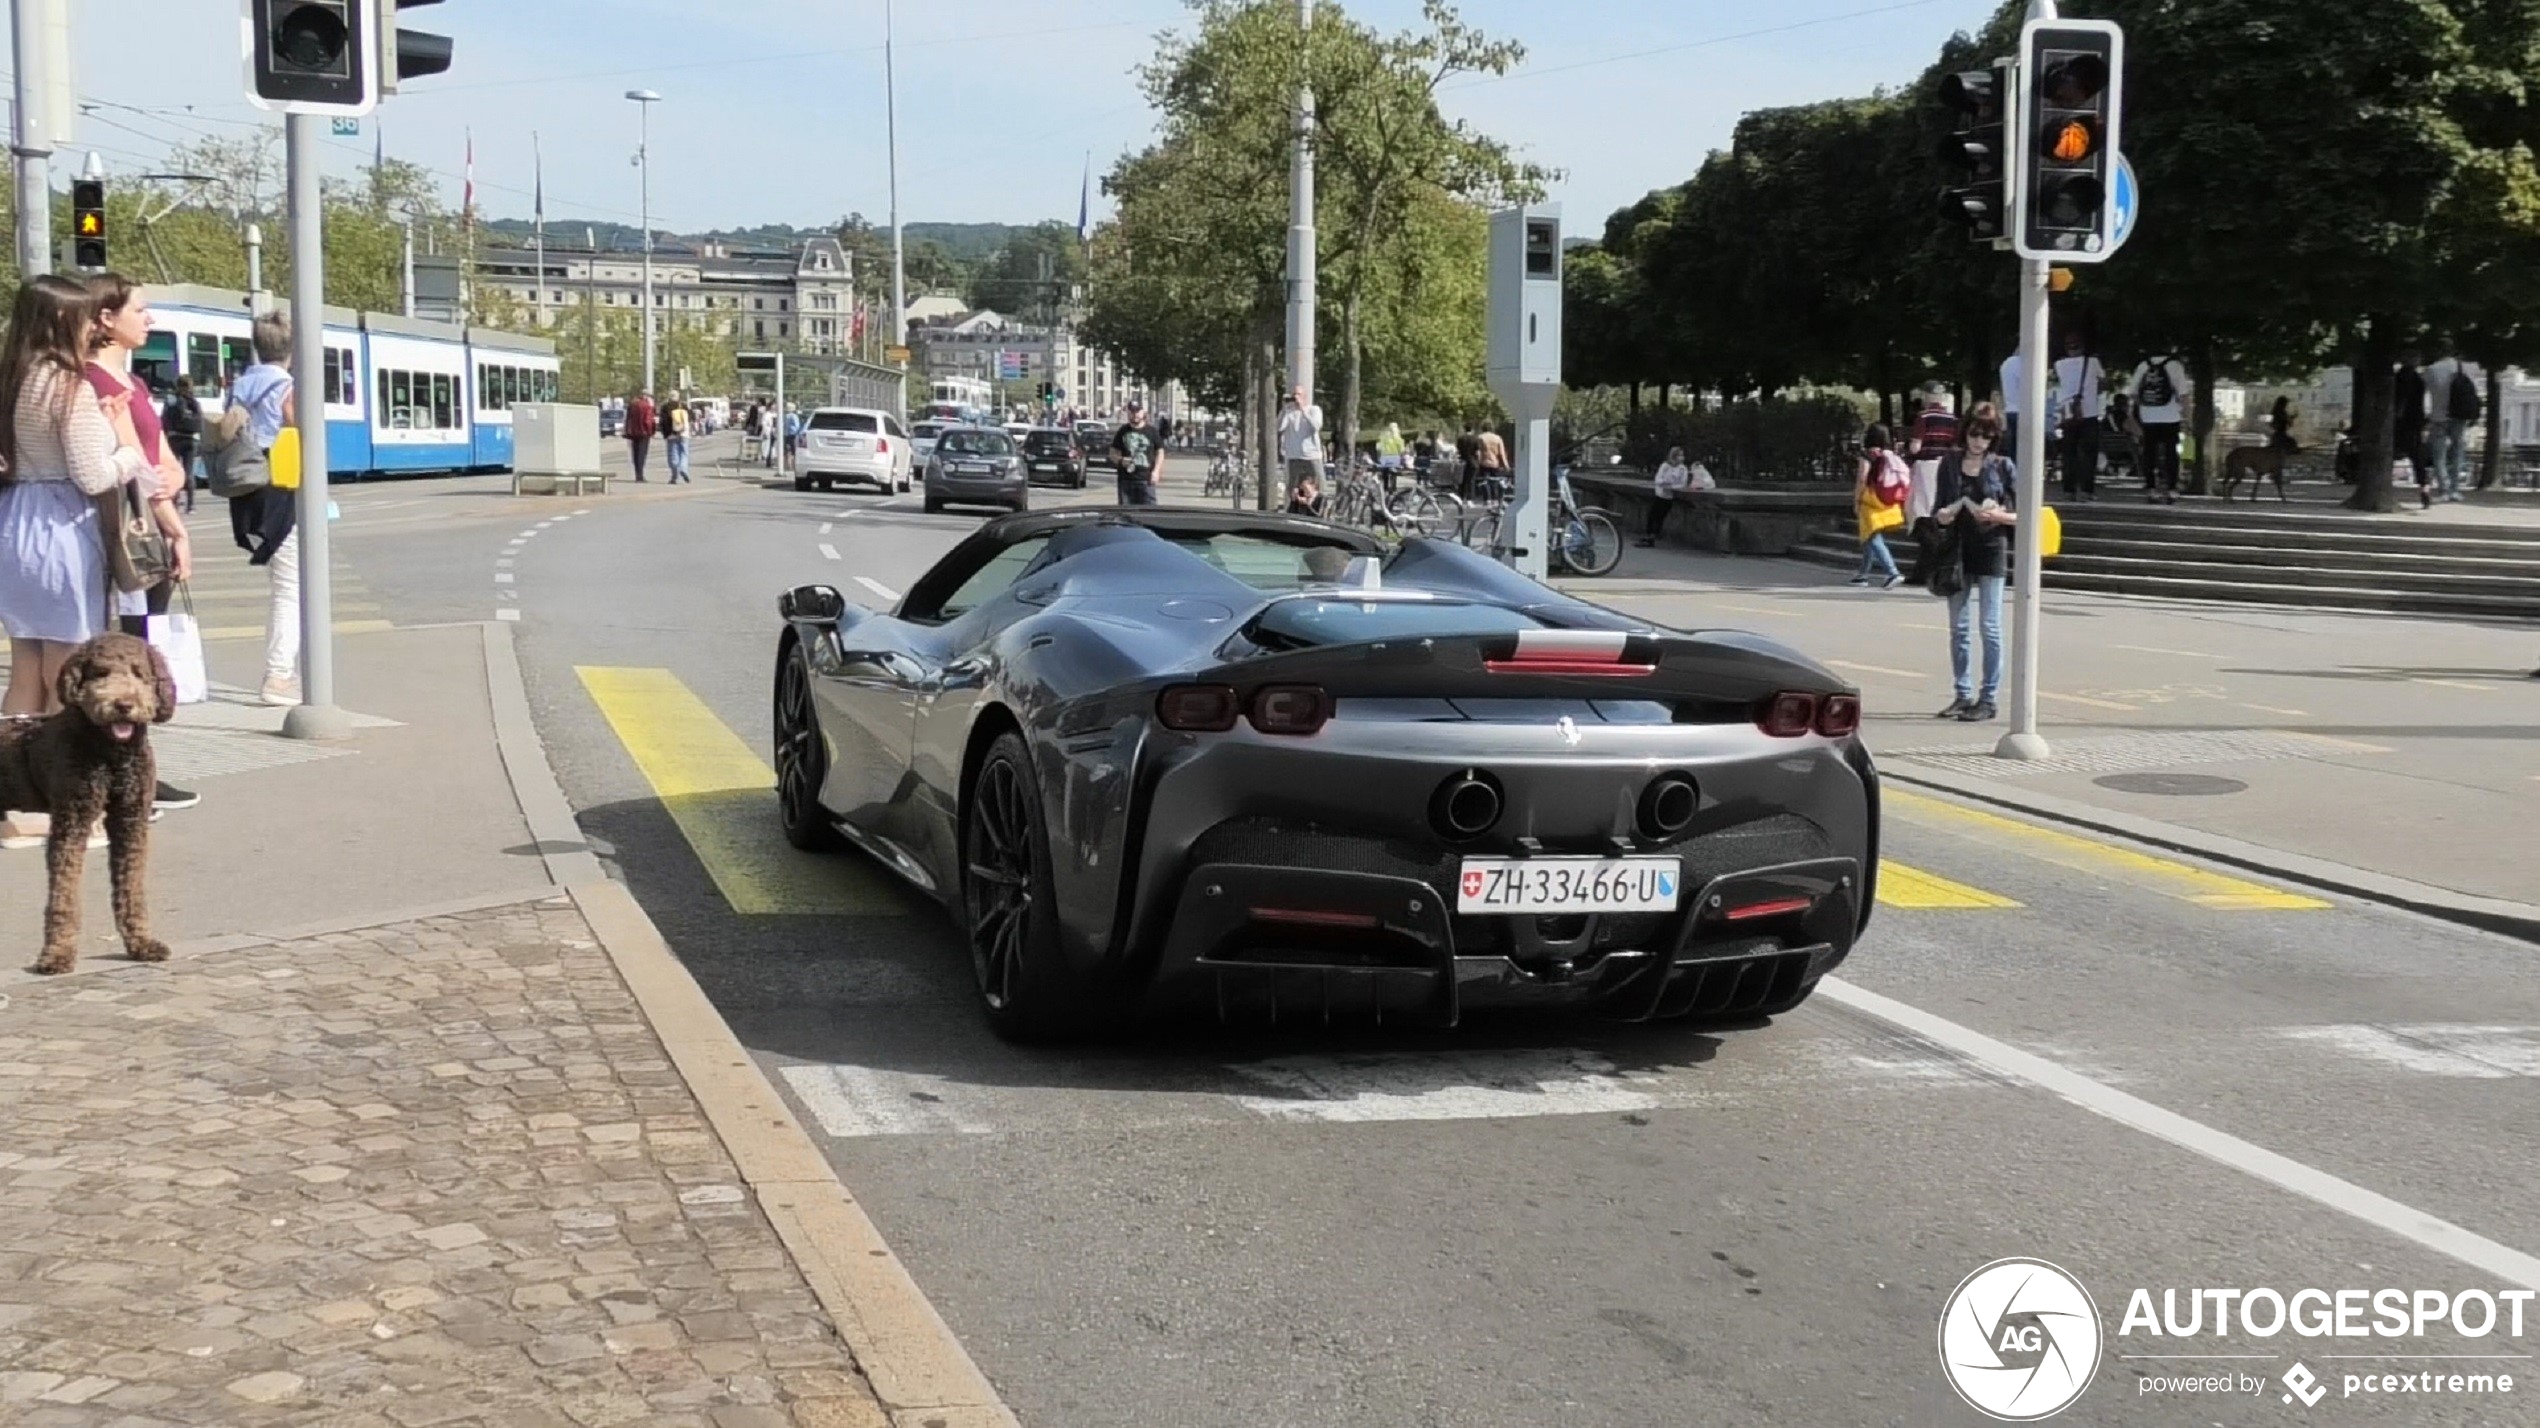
[
  {"xmin": 1284, "ymin": 0, "xmax": 1316, "ymax": 407},
  {"xmin": 1486, "ymin": 205, "xmax": 1563, "ymax": 581},
  {"xmin": 11, "ymin": 0, "xmax": 55, "ymax": 278}
]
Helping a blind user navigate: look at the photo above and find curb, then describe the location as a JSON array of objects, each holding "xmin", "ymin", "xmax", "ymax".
[
  {"xmin": 480, "ymin": 622, "xmax": 1020, "ymax": 1428},
  {"xmin": 1879, "ymin": 764, "xmax": 2540, "ymax": 945}
]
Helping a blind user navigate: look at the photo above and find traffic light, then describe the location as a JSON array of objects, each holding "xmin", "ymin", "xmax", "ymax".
[
  {"xmin": 2016, "ymin": 18, "xmax": 2124, "ymax": 262},
  {"xmin": 71, "ymin": 179, "xmax": 106, "ymax": 270},
  {"xmin": 244, "ymin": 0, "xmax": 376, "ymax": 114},
  {"xmin": 377, "ymin": 0, "xmax": 453, "ymax": 96},
  {"xmin": 1937, "ymin": 60, "xmax": 2015, "ymax": 244}
]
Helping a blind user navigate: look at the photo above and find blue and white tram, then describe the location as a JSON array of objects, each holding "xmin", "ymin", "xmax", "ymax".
[{"xmin": 138, "ymin": 283, "xmax": 558, "ymax": 480}]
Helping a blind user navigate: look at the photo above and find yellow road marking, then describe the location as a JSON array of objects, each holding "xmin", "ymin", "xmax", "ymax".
[
  {"xmin": 2040, "ymin": 690, "xmax": 2142, "ymax": 712},
  {"xmin": 577, "ymin": 666, "xmax": 907, "ymax": 917},
  {"xmin": 2239, "ymin": 702, "xmax": 2311, "ymax": 718},
  {"xmin": 1879, "ymin": 861, "xmax": 2021, "ymax": 909},
  {"xmin": 201, "ymin": 618, "xmax": 395, "ymax": 642},
  {"xmin": 1887, "ymin": 788, "xmax": 2330, "ymax": 911},
  {"xmin": 1829, "ymin": 659, "xmax": 1928, "ymax": 681},
  {"xmin": 2273, "ymin": 729, "xmax": 2394, "ymax": 755}
]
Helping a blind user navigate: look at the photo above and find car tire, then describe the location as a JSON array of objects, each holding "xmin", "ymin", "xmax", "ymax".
[
  {"xmin": 773, "ymin": 641, "xmax": 843, "ymax": 853},
  {"xmin": 923, "ymin": 495, "xmax": 944, "ymax": 514},
  {"xmin": 897, "ymin": 479, "xmax": 911, "ymax": 494},
  {"xmin": 792, "ymin": 475, "xmax": 811, "ymax": 492},
  {"xmin": 963, "ymin": 732, "xmax": 1101, "ymax": 1041}
]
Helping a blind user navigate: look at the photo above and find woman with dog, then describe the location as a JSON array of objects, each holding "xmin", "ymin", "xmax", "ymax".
[
  {"xmin": 0, "ymin": 275, "xmax": 158, "ymax": 845},
  {"xmin": 86, "ymin": 274, "xmax": 199, "ymax": 814}
]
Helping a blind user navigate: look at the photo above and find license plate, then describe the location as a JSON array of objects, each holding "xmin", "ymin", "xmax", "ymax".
[
  {"xmin": 1033, "ymin": 462, "xmax": 1057, "ymax": 471},
  {"xmin": 1456, "ymin": 857, "xmax": 1681, "ymax": 914}
]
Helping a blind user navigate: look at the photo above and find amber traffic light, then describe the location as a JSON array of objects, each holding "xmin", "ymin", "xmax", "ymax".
[{"xmin": 2016, "ymin": 20, "xmax": 2124, "ymax": 261}]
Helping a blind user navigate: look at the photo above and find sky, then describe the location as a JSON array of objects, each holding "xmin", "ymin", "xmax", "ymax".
[{"xmin": 43, "ymin": 0, "xmax": 2001, "ymax": 241}]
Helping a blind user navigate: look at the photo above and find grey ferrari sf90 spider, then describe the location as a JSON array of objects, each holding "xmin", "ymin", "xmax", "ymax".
[{"xmin": 774, "ymin": 507, "xmax": 1878, "ymax": 1039}]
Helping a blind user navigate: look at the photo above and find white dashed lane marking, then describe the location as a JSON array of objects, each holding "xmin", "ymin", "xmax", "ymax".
[
  {"xmin": 819, "ymin": 544, "xmax": 841, "ymax": 562},
  {"xmin": 853, "ymin": 576, "xmax": 897, "ymax": 603},
  {"xmin": 495, "ymin": 608, "xmax": 521, "ymax": 622}
]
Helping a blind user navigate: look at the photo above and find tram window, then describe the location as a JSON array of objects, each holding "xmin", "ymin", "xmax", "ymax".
[
  {"xmin": 332, "ymin": 348, "xmax": 358, "ymax": 406},
  {"xmin": 508, "ymin": 368, "xmax": 525, "ymax": 407},
  {"xmin": 390, "ymin": 372, "xmax": 412, "ymax": 429},
  {"xmin": 378, "ymin": 371, "xmax": 392, "ymax": 426},
  {"xmin": 187, "ymin": 335, "xmax": 221, "ymax": 389},
  {"xmin": 324, "ymin": 350, "xmax": 342, "ymax": 405},
  {"xmin": 135, "ymin": 333, "xmax": 179, "ymax": 395},
  {"xmin": 432, "ymin": 374, "xmax": 454, "ymax": 429}
]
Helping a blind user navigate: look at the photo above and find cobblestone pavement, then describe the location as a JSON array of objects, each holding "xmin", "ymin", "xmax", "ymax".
[{"xmin": 0, "ymin": 898, "xmax": 883, "ymax": 1428}]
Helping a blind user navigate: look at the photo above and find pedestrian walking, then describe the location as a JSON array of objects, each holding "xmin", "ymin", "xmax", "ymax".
[
  {"xmin": 225, "ymin": 312, "xmax": 302, "ymax": 707},
  {"xmin": 624, "ymin": 389, "xmax": 657, "ymax": 481},
  {"xmin": 1931, "ymin": 404, "xmax": 2019, "ymax": 723},
  {"xmin": 2392, "ymin": 354, "xmax": 2430, "ymax": 509},
  {"xmin": 1453, "ymin": 426, "xmax": 1481, "ymax": 495},
  {"xmin": 660, "ymin": 391, "xmax": 693, "ymax": 484},
  {"xmin": 2131, "ymin": 350, "xmax": 2187, "ymax": 504},
  {"xmin": 2422, "ymin": 345, "xmax": 2475, "ymax": 503},
  {"xmin": 1910, "ymin": 393, "xmax": 1958, "ymax": 459},
  {"xmin": 0, "ymin": 276, "xmax": 157, "ymax": 845},
  {"xmin": 1375, "ymin": 422, "xmax": 1407, "ymax": 492},
  {"xmin": 1474, "ymin": 428, "xmax": 1510, "ymax": 498},
  {"xmin": 162, "ymin": 376, "xmax": 204, "ymax": 514},
  {"xmin": 2053, "ymin": 332, "xmax": 2104, "ymax": 500},
  {"xmin": 1277, "ymin": 387, "xmax": 1324, "ymax": 501},
  {"xmin": 1111, "ymin": 402, "xmax": 1162, "ymax": 506},
  {"xmin": 85, "ymin": 275, "xmax": 198, "ymax": 813},
  {"xmin": 1851, "ymin": 425, "xmax": 1907, "ymax": 589}
]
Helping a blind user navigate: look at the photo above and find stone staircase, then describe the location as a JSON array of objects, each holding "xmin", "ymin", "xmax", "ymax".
[{"xmin": 1791, "ymin": 495, "xmax": 2540, "ymax": 620}]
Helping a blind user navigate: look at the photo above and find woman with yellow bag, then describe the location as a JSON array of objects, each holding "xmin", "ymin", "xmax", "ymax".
[
  {"xmin": 1851, "ymin": 424, "xmax": 1908, "ymax": 590},
  {"xmin": 224, "ymin": 313, "xmax": 302, "ymax": 707}
]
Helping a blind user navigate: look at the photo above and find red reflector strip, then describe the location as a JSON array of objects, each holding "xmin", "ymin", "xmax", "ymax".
[
  {"xmin": 1249, "ymin": 908, "xmax": 1383, "ymax": 929},
  {"xmin": 1723, "ymin": 896, "xmax": 1813, "ymax": 922},
  {"xmin": 1483, "ymin": 659, "xmax": 1656, "ymax": 677}
]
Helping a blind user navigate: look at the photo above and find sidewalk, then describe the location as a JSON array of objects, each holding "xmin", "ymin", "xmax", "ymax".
[
  {"xmin": 1558, "ymin": 544, "xmax": 2540, "ymax": 921},
  {"xmin": 1, "ymin": 614, "xmax": 1011, "ymax": 1427}
]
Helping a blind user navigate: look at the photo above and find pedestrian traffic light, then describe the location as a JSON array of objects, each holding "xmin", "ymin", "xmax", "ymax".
[
  {"xmin": 2015, "ymin": 18, "xmax": 2124, "ymax": 263},
  {"xmin": 377, "ymin": 0, "xmax": 453, "ymax": 96},
  {"xmin": 1937, "ymin": 60, "xmax": 2015, "ymax": 244},
  {"xmin": 244, "ymin": 0, "xmax": 377, "ymax": 115},
  {"xmin": 71, "ymin": 179, "xmax": 106, "ymax": 270}
]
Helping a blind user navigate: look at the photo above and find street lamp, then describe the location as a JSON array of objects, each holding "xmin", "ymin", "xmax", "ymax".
[{"xmin": 626, "ymin": 88, "xmax": 662, "ymax": 396}]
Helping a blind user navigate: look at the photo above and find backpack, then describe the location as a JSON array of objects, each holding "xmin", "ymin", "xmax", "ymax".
[
  {"xmin": 1869, "ymin": 449, "xmax": 1910, "ymax": 506},
  {"xmin": 667, "ymin": 404, "xmax": 690, "ymax": 437},
  {"xmin": 2449, "ymin": 368, "xmax": 2483, "ymax": 422},
  {"xmin": 2136, "ymin": 359, "xmax": 2177, "ymax": 411}
]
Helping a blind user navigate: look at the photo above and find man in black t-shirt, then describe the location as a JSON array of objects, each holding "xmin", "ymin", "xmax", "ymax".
[{"xmin": 1111, "ymin": 403, "xmax": 1162, "ymax": 505}]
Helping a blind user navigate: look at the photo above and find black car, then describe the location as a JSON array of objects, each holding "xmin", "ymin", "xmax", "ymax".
[
  {"xmin": 1020, "ymin": 427, "xmax": 1088, "ymax": 488},
  {"xmin": 1074, "ymin": 421, "xmax": 1112, "ymax": 464},
  {"xmin": 921, "ymin": 426, "xmax": 1029, "ymax": 515},
  {"xmin": 773, "ymin": 508, "xmax": 1877, "ymax": 1040}
]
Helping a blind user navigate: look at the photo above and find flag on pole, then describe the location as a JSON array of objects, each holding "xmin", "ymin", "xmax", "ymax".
[
  {"xmin": 1077, "ymin": 152, "xmax": 1092, "ymax": 244},
  {"xmin": 463, "ymin": 129, "xmax": 475, "ymax": 233},
  {"xmin": 533, "ymin": 134, "xmax": 544, "ymax": 229}
]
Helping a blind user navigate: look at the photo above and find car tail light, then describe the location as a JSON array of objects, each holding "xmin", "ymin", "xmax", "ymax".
[
  {"xmin": 1158, "ymin": 684, "xmax": 1240, "ymax": 732},
  {"xmin": 1815, "ymin": 694, "xmax": 1862, "ymax": 738},
  {"xmin": 1249, "ymin": 685, "xmax": 1330, "ymax": 736},
  {"xmin": 1756, "ymin": 692, "xmax": 1819, "ymax": 738},
  {"xmin": 1250, "ymin": 907, "xmax": 1381, "ymax": 929},
  {"xmin": 1724, "ymin": 895, "xmax": 1814, "ymax": 922},
  {"xmin": 877, "ymin": 437, "xmax": 891, "ymax": 454}
]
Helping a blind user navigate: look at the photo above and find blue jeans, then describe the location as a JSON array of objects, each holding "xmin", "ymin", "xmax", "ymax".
[
  {"xmin": 1947, "ymin": 575, "xmax": 2006, "ymax": 704},
  {"xmin": 1857, "ymin": 533, "xmax": 1899, "ymax": 580},
  {"xmin": 666, "ymin": 437, "xmax": 690, "ymax": 483},
  {"xmin": 2426, "ymin": 418, "xmax": 2468, "ymax": 496}
]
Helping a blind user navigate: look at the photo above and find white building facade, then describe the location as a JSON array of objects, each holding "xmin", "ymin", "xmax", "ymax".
[{"xmin": 477, "ymin": 236, "xmax": 863, "ymax": 356}]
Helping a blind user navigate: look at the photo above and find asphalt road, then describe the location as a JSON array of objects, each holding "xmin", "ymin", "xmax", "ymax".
[{"xmin": 326, "ymin": 444, "xmax": 2540, "ymax": 1426}]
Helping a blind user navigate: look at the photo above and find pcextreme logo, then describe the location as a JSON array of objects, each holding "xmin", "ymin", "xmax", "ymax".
[{"xmin": 1939, "ymin": 1259, "xmax": 2103, "ymax": 1421}]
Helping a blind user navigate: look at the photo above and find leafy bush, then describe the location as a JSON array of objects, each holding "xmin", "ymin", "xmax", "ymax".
[{"xmin": 1623, "ymin": 394, "xmax": 1864, "ymax": 485}]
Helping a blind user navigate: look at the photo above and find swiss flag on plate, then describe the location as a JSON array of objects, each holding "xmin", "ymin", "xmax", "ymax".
[{"xmin": 1461, "ymin": 870, "xmax": 1486, "ymax": 899}]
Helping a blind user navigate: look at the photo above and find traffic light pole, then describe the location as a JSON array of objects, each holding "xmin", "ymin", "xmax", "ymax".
[
  {"xmin": 1999, "ymin": 255, "xmax": 2052, "ymax": 761},
  {"xmin": 11, "ymin": 0, "xmax": 52, "ymax": 278},
  {"xmin": 282, "ymin": 112, "xmax": 351, "ymax": 742}
]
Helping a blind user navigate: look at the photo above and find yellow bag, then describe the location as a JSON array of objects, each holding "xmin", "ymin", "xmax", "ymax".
[
  {"xmin": 269, "ymin": 426, "xmax": 302, "ymax": 491},
  {"xmin": 1856, "ymin": 487, "xmax": 1904, "ymax": 540},
  {"xmin": 2035, "ymin": 503, "xmax": 2062, "ymax": 559}
]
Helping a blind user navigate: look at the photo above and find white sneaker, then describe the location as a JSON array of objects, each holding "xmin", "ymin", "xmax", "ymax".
[
  {"xmin": 260, "ymin": 675, "xmax": 303, "ymax": 707},
  {"xmin": 0, "ymin": 811, "xmax": 48, "ymax": 851}
]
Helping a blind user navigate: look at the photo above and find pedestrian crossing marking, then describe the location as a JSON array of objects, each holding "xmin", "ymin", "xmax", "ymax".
[
  {"xmin": 1879, "ymin": 861, "xmax": 2021, "ymax": 909},
  {"xmin": 576, "ymin": 665, "xmax": 908, "ymax": 917},
  {"xmin": 1887, "ymin": 789, "xmax": 2330, "ymax": 911}
]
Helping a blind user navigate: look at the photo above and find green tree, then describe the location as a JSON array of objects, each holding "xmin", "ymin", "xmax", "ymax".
[{"xmin": 965, "ymin": 222, "xmax": 1087, "ymax": 324}]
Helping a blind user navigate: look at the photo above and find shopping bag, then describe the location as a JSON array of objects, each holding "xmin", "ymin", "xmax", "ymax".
[
  {"xmin": 2035, "ymin": 504, "xmax": 2063, "ymax": 559},
  {"xmin": 146, "ymin": 587, "xmax": 209, "ymax": 705},
  {"xmin": 269, "ymin": 426, "xmax": 303, "ymax": 491}
]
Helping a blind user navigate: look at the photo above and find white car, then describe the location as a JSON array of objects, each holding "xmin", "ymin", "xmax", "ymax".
[
  {"xmin": 794, "ymin": 407, "xmax": 913, "ymax": 494},
  {"xmin": 910, "ymin": 419, "xmax": 947, "ymax": 463}
]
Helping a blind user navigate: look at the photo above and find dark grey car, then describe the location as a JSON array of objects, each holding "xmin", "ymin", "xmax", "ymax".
[{"xmin": 923, "ymin": 426, "xmax": 1028, "ymax": 514}]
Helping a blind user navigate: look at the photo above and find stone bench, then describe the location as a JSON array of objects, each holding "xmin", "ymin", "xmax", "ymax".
[
  {"xmin": 512, "ymin": 471, "xmax": 611, "ymax": 497},
  {"xmin": 1568, "ymin": 471, "xmax": 1851, "ymax": 555}
]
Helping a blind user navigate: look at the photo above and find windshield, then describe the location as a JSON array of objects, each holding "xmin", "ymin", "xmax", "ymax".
[
  {"xmin": 808, "ymin": 411, "xmax": 878, "ymax": 433},
  {"xmin": 938, "ymin": 430, "xmax": 1016, "ymax": 458},
  {"xmin": 1024, "ymin": 431, "xmax": 1075, "ymax": 453},
  {"xmin": 1244, "ymin": 596, "xmax": 1541, "ymax": 652},
  {"xmin": 1151, "ymin": 531, "xmax": 1376, "ymax": 593},
  {"xmin": 912, "ymin": 422, "xmax": 945, "ymax": 439}
]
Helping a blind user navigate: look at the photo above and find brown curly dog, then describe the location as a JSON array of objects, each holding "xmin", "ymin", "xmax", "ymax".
[{"xmin": 0, "ymin": 633, "xmax": 177, "ymax": 974}]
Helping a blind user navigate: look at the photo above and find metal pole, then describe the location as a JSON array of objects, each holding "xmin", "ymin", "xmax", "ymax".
[
  {"xmin": 774, "ymin": 351, "xmax": 787, "ymax": 479},
  {"xmin": 886, "ymin": 0, "xmax": 907, "ymax": 348},
  {"xmin": 11, "ymin": 0, "xmax": 53, "ymax": 278},
  {"xmin": 247, "ymin": 222, "xmax": 267, "ymax": 311},
  {"xmin": 1284, "ymin": 0, "xmax": 1316, "ymax": 402},
  {"xmin": 398, "ymin": 221, "xmax": 412, "ymax": 317},
  {"xmin": 282, "ymin": 114, "xmax": 350, "ymax": 741},
  {"xmin": 638, "ymin": 104, "xmax": 655, "ymax": 394},
  {"xmin": 1997, "ymin": 256, "xmax": 2053, "ymax": 761}
]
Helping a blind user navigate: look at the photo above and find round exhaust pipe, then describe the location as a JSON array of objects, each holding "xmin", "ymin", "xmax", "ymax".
[
  {"xmin": 1430, "ymin": 770, "xmax": 1504, "ymax": 842},
  {"xmin": 1637, "ymin": 773, "xmax": 1701, "ymax": 842}
]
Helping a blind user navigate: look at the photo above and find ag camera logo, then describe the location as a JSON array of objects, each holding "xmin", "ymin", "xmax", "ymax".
[{"xmin": 1940, "ymin": 1258, "xmax": 2103, "ymax": 1420}]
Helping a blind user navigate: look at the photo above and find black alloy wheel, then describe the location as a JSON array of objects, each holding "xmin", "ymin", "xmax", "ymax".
[
  {"xmin": 774, "ymin": 643, "xmax": 841, "ymax": 852},
  {"xmin": 962, "ymin": 733, "xmax": 1091, "ymax": 1040}
]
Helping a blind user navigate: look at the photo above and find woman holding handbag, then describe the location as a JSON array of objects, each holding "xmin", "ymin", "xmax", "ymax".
[
  {"xmin": 0, "ymin": 275, "xmax": 157, "ymax": 845},
  {"xmin": 86, "ymin": 274, "xmax": 197, "ymax": 812},
  {"xmin": 1851, "ymin": 425, "xmax": 1907, "ymax": 589}
]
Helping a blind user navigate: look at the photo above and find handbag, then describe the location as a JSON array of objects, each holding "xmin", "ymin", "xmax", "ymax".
[
  {"xmin": 145, "ymin": 584, "xmax": 209, "ymax": 705},
  {"xmin": 100, "ymin": 480, "xmax": 173, "ymax": 595},
  {"xmin": 1926, "ymin": 521, "xmax": 1967, "ymax": 598}
]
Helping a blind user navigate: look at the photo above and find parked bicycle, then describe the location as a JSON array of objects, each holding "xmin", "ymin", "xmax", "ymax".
[
  {"xmin": 1203, "ymin": 446, "xmax": 1238, "ymax": 498},
  {"xmin": 1461, "ymin": 466, "xmax": 1624, "ymax": 577},
  {"xmin": 1322, "ymin": 457, "xmax": 1464, "ymax": 539}
]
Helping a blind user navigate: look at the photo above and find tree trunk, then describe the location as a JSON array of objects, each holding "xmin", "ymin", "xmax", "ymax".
[
  {"xmin": 1240, "ymin": 340, "xmax": 1261, "ymax": 511},
  {"xmin": 1627, "ymin": 383, "xmax": 1641, "ymax": 415},
  {"xmin": 1256, "ymin": 327, "xmax": 1280, "ymax": 511},
  {"xmin": 2187, "ymin": 338, "xmax": 2218, "ymax": 496},
  {"xmin": 1657, "ymin": 384, "xmax": 1670, "ymax": 409},
  {"xmin": 1338, "ymin": 287, "xmax": 1363, "ymax": 485},
  {"xmin": 2345, "ymin": 318, "xmax": 2399, "ymax": 513},
  {"xmin": 2479, "ymin": 362, "xmax": 2504, "ymax": 490}
]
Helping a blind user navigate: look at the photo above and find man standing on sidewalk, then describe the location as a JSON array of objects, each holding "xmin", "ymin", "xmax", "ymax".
[
  {"xmin": 2422, "ymin": 346, "xmax": 2475, "ymax": 503},
  {"xmin": 1111, "ymin": 401, "xmax": 1162, "ymax": 506},
  {"xmin": 1279, "ymin": 386, "xmax": 1324, "ymax": 504},
  {"xmin": 2053, "ymin": 333, "xmax": 2105, "ymax": 500},
  {"xmin": 625, "ymin": 389, "xmax": 657, "ymax": 482},
  {"xmin": 2131, "ymin": 350, "xmax": 2189, "ymax": 504}
]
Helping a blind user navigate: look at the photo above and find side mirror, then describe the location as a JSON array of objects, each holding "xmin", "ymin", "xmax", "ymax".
[{"xmin": 780, "ymin": 584, "xmax": 847, "ymax": 624}]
